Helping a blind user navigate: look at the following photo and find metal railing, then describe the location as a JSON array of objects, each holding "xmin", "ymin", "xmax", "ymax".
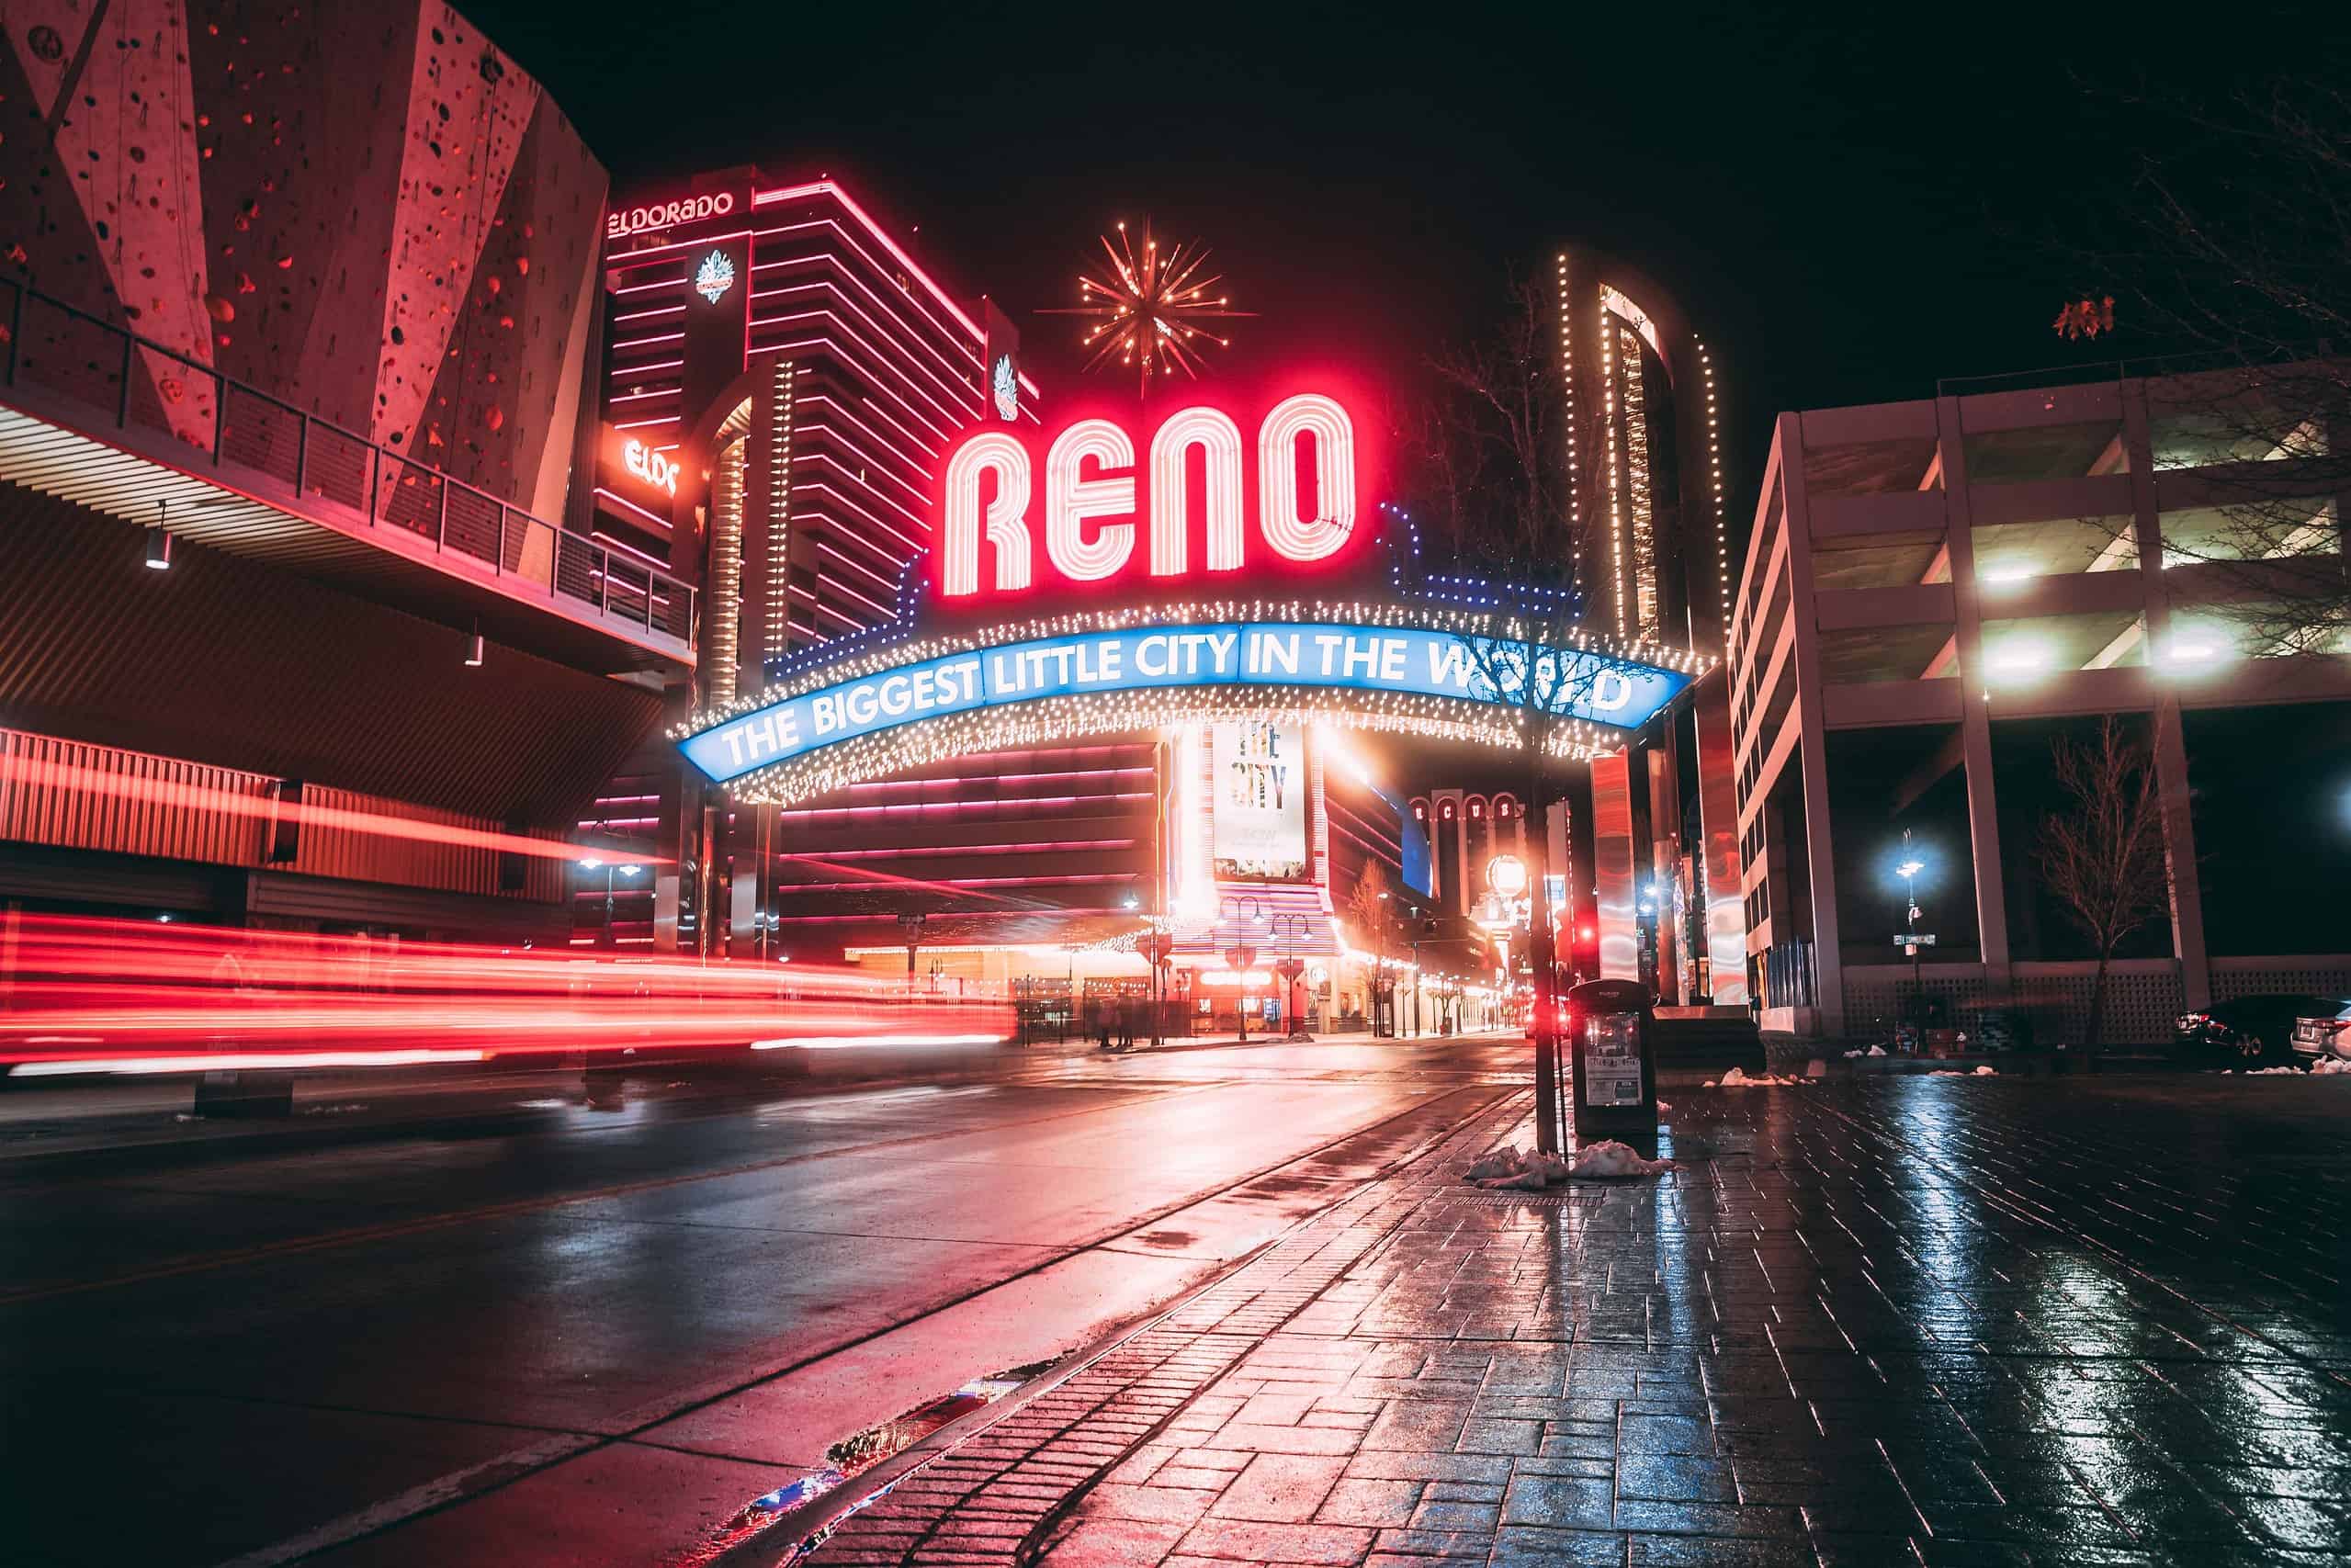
[{"xmin": 0, "ymin": 276, "xmax": 695, "ymax": 649}]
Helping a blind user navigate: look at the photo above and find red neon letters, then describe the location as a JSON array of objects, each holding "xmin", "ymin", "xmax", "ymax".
[{"xmin": 940, "ymin": 393, "xmax": 1359, "ymax": 600}]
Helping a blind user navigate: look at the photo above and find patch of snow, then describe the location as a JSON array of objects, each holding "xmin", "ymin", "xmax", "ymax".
[
  {"xmin": 2311, "ymin": 1057, "xmax": 2351, "ymax": 1075},
  {"xmin": 1465, "ymin": 1145, "xmax": 1525, "ymax": 1181},
  {"xmin": 1710, "ymin": 1066, "xmax": 1808, "ymax": 1088},
  {"xmin": 174, "ymin": 1113, "xmax": 203, "ymax": 1123},
  {"xmin": 1465, "ymin": 1140, "xmax": 1673, "ymax": 1189},
  {"xmin": 1975, "ymin": 1065, "xmax": 1995, "ymax": 1076},
  {"xmin": 1568, "ymin": 1140, "xmax": 1676, "ymax": 1179},
  {"xmin": 1840, "ymin": 1044, "xmax": 1889, "ymax": 1058},
  {"xmin": 2244, "ymin": 1066, "xmax": 2302, "ymax": 1076},
  {"xmin": 300, "ymin": 1101, "xmax": 368, "ymax": 1116}
]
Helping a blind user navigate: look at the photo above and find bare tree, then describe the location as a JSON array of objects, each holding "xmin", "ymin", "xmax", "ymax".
[
  {"xmin": 2067, "ymin": 83, "xmax": 2351, "ymax": 660},
  {"xmin": 2039, "ymin": 717, "xmax": 2172, "ymax": 1053},
  {"xmin": 1407, "ymin": 273, "xmax": 1637, "ymax": 1150}
]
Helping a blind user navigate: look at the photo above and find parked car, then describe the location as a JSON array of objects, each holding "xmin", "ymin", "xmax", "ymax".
[
  {"xmin": 2175, "ymin": 995, "xmax": 2340, "ymax": 1065},
  {"xmin": 2291, "ymin": 1001, "xmax": 2351, "ymax": 1063}
]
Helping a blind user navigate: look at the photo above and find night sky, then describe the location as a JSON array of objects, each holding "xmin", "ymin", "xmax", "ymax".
[{"xmin": 469, "ymin": 0, "xmax": 2343, "ymax": 513}]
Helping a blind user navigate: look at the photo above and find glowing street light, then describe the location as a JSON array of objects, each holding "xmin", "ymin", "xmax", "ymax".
[{"xmin": 1893, "ymin": 830, "xmax": 1927, "ymax": 1044}]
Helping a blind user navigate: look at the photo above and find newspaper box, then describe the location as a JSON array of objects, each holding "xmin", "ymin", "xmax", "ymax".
[{"xmin": 1565, "ymin": 978, "xmax": 1657, "ymax": 1139}]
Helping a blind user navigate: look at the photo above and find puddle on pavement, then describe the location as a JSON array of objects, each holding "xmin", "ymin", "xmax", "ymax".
[{"xmin": 670, "ymin": 1357, "xmax": 1057, "ymax": 1567}]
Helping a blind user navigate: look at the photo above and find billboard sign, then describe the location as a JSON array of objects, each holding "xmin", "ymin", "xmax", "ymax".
[{"xmin": 1211, "ymin": 722, "xmax": 1307, "ymax": 882}]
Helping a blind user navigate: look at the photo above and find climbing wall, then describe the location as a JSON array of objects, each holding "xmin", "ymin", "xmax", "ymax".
[{"xmin": 0, "ymin": 0, "xmax": 607, "ymax": 513}]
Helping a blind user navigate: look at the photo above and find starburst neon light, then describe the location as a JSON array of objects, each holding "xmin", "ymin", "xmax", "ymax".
[{"xmin": 1044, "ymin": 221, "xmax": 1252, "ymax": 394}]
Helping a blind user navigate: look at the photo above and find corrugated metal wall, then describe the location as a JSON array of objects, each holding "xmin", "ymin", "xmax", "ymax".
[
  {"xmin": 0, "ymin": 489, "xmax": 663, "ymax": 827},
  {"xmin": 0, "ymin": 730, "xmax": 273, "ymax": 867},
  {"xmin": 0, "ymin": 726, "xmax": 557, "ymax": 900}
]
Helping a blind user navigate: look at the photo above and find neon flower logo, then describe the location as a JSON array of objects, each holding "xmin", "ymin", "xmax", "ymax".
[
  {"xmin": 694, "ymin": 250, "xmax": 737, "ymax": 305},
  {"xmin": 991, "ymin": 354, "xmax": 1019, "ymax": 422},
  {"xmin": 940, "ymin": 392, "xmax": 1360, "ymax": 599}
]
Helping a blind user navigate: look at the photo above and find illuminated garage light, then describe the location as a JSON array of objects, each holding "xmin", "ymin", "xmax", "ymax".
[{"xmin": 1986, "ymin": 640, "xmax": 2051, "ymax": 674}]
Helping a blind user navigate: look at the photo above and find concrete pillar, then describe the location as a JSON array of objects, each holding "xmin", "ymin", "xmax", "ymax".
[
  {"xmin": 1646, "ymin": 742, "xmax": 1683, "ymax": 1004},
  {"xmin": 1690, "ymin": 676, "xmax": 1748, "ymax": 1003},
  {"xmin": 1932, "ymin": 395, "xmax": 2012, "ymax": 992},
  {"xmin": 1592, "ymin": 748, "xmax": 1639, "ymax": 980},
  {"xmin": 2122, "ymin": 385, "xmax": 2210, "ymax": 1008},
  {"xmin": 1773, "ymin": 413, "xmax": 1848, "ymax": 1035}
]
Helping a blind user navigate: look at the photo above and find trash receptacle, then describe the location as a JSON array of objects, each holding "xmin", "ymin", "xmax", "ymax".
[{"xmin": 1565, "ymin": 978, "xmax": 1657, "ymax": 1140}]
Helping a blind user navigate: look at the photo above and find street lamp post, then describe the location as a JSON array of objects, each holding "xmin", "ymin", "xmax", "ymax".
[
  {"xmin": 1406, "ymin": 903, "xmax": 1425, "ymax": 1037},
  {"xmin": 1895, "ymin": 830, "xmax": 1926, "ymax": 1046},
  {"xmin": 582, "ymin": 859, "xmax": 643, "ymax": 949},
  {"xmin": 1374, "ymin": 890, "xmax": 1391, "ymax": 1039}
]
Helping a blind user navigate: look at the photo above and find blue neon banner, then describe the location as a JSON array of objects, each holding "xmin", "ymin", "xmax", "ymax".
[{"xmin": 682, "ymin": 622, "xmax": 1692, "ymax": 784}]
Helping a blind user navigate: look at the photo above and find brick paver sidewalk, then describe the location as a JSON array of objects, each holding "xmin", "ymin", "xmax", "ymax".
[{"xmin": 808, "ymin": 1077, "xmax": 2351, "ymax": 1566}]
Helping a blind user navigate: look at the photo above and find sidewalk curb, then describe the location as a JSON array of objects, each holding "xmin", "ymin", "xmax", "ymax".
[{"xmin": 714, "ymin": 1087, "xmax": 1530, "ymax": 1568}]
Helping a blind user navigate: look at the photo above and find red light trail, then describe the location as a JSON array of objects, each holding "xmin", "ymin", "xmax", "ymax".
[{"xmin": 0, "ymin": 916, "xmax": 1009, "ymax": 1077}]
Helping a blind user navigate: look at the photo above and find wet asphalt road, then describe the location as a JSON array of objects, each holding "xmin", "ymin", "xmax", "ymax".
[{"xmin": 0, "ymin": 1036, "xmax": 1526, "ymax": 1568}]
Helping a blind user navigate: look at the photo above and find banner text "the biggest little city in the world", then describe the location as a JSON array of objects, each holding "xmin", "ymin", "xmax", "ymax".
[{"xmin": 682, "ymin": 624, "xmax": 1690, "ymax": 784}]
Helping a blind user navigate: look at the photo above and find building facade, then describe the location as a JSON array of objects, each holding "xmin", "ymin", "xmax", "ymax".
[
  {"xmin": 1731, "ymin": 362, "xmax": 2351, "ymax": 1043},
  {"xmin": 1548, "ymin": 251, "xmax": 1747, "ymax": 1004},
  {"xmin": 0, "ymin": 2, "xmax": 679, "ymax": 942}
]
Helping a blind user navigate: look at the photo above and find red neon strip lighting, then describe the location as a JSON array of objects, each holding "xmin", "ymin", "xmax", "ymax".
[
  {"xmin": 810, "ymin": 538, "xmax": 904, "ymax": 600},
  {"xmin": 787, "ymin": 840, "xmax": 1135, "ymax": 862},
  {"xmin": 781, "ymin": 874, "xmax": 1123, "ymax": 893},
  {"xmin": 799, "ymin": 481, "xmax": 926, "ymax": 549},
  {"xmin": 746, "ymin": 321, "xmax": 974, "ymax": 438},
  {"xmin": 605, "ymin": 226, "xmax": 755, "ymax": 263},
  {"xmin": 797, "ymin": 393, "xmax": 935, "ymax": 463},
  {"xmin": 777, "ymin": 793, "xmax": 1152, "ymax": 822},
  {"xmin": 750, "ymin": 337, "xmax": 961, "ymax": 451},
  {"xmin": 587, "ymin": 528, "xmax": 679, "ymax": 572},
  {"xmin": 593, "ymin": 489, "xmax": 673, "ymax": 531},
  {"xmin": 746, "ymin": 226, "xmax": 986, "ymax": 368},
  {"xmin": 749, "ymin": 271, "xmax": 995, "ymax": 414},
  {"xmin": 795, "ymin": 431, "xmax": 929, "ymax": 512},
  {"xmin": 743, "ymin": 297, "xmax": 978, "ymax": 411}
]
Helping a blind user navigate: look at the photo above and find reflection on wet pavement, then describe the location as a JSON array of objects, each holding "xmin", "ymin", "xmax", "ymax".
[{"xmin": 832, "ymin": 1077, "xmax": 2351, "ymax": 1566}]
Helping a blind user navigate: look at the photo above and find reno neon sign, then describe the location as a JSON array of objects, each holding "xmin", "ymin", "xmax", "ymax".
[{"xmin": 939, "ymin": 392, "xmax": 1362, "ymax": 600}]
